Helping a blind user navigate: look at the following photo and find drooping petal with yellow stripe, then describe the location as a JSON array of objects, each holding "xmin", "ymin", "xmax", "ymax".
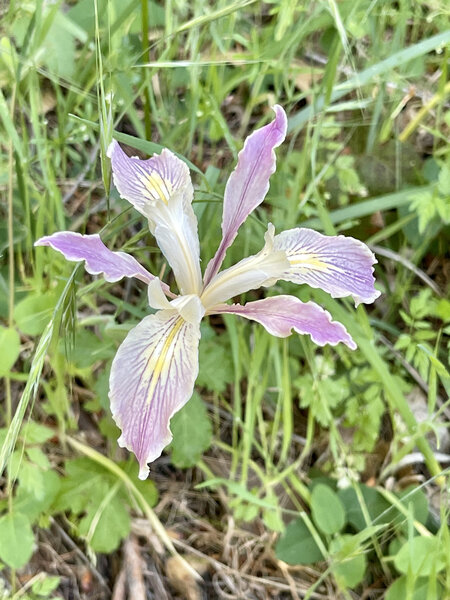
[
  {"xmin": 108, "ymin": 141, "xmax": 202, "ymax": 295},
  {"xmin": 273, "ymin": 228, "xmax": 380, "ymax": 306},
  {"xmin": 109, "ymin": 301, "xmax": 202, "ymax": 479}
]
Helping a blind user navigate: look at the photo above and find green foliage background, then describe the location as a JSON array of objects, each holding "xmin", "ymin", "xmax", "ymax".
[{"xmin": 0, "ymin": 0, "xmax": 449, "ymax": 598}]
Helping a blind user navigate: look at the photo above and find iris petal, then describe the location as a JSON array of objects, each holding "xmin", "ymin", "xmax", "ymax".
[
  {"xmin": 35, "ymin": 231, "xmax": 163, "ymax": 287},
  {"xmin": 273, "ymin": 228, "xmax": 380, "ymax": 306},
  {"xmin": 201, "ymin": 224, "xmax": 288, "ymax": 309},
  {"xmin": 211, "ymin": 295, "xmax": 356, "ymax": 349},
  {"xmin": 109, "ymin": 307, "xmax": 202, "ymax": 479},
  {"xmin": 108, "ymin": 141, "xmax": 202, "ymax": 295},
  {"xmin": 203, "ymin": 105, "xmax": 287, "ymax": 285},
  {"xmin": 107, "ymin": 141, "xmax": 192, "ymax": 214}
]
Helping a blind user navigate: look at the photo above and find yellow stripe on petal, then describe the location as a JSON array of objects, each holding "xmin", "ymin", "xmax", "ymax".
[
  {"xmin": 289, "ymin": 253, "xmax": 329, "ymax": 271},
  {"xmin": 273, "ymin": 227, "xmax": 380, "ymax": 305},
  {"xmin": 142, "ymin": 172, "xmax": 173, "ymax": 205},
  {"xmin": 109, "ymin": 308, "xmax": 201, "ymax": 479},
  {"xmin": 145, "ymin": 317, "xmax": 184, "ymax": 403},
  {"xmin": 108, "ymin": 141, "xmax": 203, "ymax": 296}
]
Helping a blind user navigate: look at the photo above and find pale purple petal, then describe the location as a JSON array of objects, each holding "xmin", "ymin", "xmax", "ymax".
[
  {"xmin": 273, "ymin": 228, "xmax": 380, "ymax": 306},
  {"xmin": 108, "ymin": 140, "xmax": 192, "ymax": 216},
  {"xmin": 35, "ymin": 231, "xmax": 163, "ymax": 286},
  {"xmin": 108, "ymin": 141, "xmax": 202, "ymax": 295},
  {"xmin": 203, "ymin": 105, "xmax": 287, "ymax": 285},
  {"xmin": 109, "ymin": 308, "xmax": 201, "ymax": 479},
  {"xmin": 212, "ymin": 295, "xmax": 356, "ymax": 349},
  {"xmin": 201, "ymin": 224, "xmax": 288, "ymax": 308}
]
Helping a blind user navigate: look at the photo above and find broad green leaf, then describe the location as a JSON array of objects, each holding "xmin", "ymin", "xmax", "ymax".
[
  {"xmin": 397, "ymin": 486, "xmax": 429, "ymax": 533},
  {"xmin": 53, "ymin": 458, "xmax": 134, "ymax": 553},
  {"xmin": 330, "ymin": 534, "xmax": 367, "ymax": 588},
  {"xmin": 65, "ymin": 328, "xmax": 113, "ymax": 369},
  {"xmin": 338, "ymin": 484, "xmax": 392, "ymax": 531},
  {"xmin": 18, "ymin": 460, "xmax": 46, "ymax": 501},
  {"xmin": 0, "ymin": 326, "xmax": 20, "ymax": 376},
  {"xmin": 0, "ymin": 512, "xmax": 34, "ymax": 568},
  {"xmin": 26, "ymin": 447, "xmax": 51, "ymax": 470},
  {"xmin": 170, "ymin": 392, "xmax": 212, "ymax": 468},
  {"xmin": 14, "ymin": 470, "xmax": 60, "ymax": 524},
  {"xmin": 197, "ymin": 334, "xmax": 233, "ymax": 393},
  {"xmin": 21, "ymin": 422, "xmax": 55, "ymax": 444},
  {"xmin": 394, "ymin": 535, "xmax": 446, "ymax": 577},
  {"xmin": 262, "ymin": 490, "xmax": 284, "ymax": 532},
  {"xmin": 14, "ymin": 292, "xmax": 57, "ymax": 336},
  {"xmin": 275, "ymin": 518, "xmax": 325, "ymax": 565},
  {"xmin": 53, "ymin": 458, "xmax": 111, "ymax": 514},
  {"xmin": 78, "ymin": 484, "xmax": 130, "ymax": 553},
  {"xmin": 436, "ymin": 298, "xmax": 450, "ymax": 322},
  {"xmin": 311, "ymin": 483, "xmax": 346, "ymax": 535},
  {"xmin": 386, "ymin": 576, "xmax": 434, "ymax": 600},
  {"xmin": 42, "ymin": 12, "xmax": 77, "ymax": 80}
]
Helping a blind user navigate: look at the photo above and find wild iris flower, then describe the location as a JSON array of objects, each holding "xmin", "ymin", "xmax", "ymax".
[{"xmin": 36, "ymin": 106, "xmax": 379, "ymax": 479}]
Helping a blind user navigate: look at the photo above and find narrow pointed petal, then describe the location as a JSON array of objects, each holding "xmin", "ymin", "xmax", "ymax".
[
  {"xmin": 35, "ymin": 231, "xmax": 162, "ymax": 286},
  {"xmin": 108, "ymin": 141, "xmax": 202, "ymax": 295},
  {"xmin": 109, "ymin": 307, "xmax": 202, "ymax": 479},
  {"xmin": 203, "ymin": 105, "xmax": 287, "ymax": 285},
  {"xmin": 201, "ymin": 224, "xmax": 289, "ymax": 309},
  {"xmin": 212, "ymin": 295, "xmax": 356, "ymax": 349},
  {"xmin": 273, "ymin": 228, "xmax": 380, "ymax": 306}
]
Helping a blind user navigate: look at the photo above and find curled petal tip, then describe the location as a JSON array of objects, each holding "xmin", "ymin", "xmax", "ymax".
[
  {"xmin": 271, "ymin": 104, "xmax": 288, "ymax": 136},
  {"xmin": 138, "ymin": 464, "xmax": 150, "ymax": 480},
  {"xmin": 106, "ymin": 139, "xmax": 118, "ymax": 159}
]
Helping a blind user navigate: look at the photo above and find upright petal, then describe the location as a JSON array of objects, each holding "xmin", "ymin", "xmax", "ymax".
[
  {"xmin": 108, "ymin": 141, "xmax": 192, "ymax": 216},
  {"xmin": 212, "ymin": 295, "xmax": 356, "ymax": 349},
  {"xmin": 108, "ymin": 141, "xmax": 202, "ymax": 295},
  {"xmin": 273, "ymin": 228, "xmax": 380, "ymax": 305},
  {"xmin": 203, "ymin": 105, "xmax": 287, "ymax": 285},
  {"xmin": 201, "ymin": 224, "xmax": 289, "ymax": 309},
  {"xmin": 109, "ymin": 303, "xmax": 202, "ymax": 479},
  {"xmin": 35, "ymin": 232, "xmax": 164, "ymax": 287}
]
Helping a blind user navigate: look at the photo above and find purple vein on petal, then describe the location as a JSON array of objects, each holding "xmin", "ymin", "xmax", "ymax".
[
  {"xmin": 109, "ymin": 309, "xmax": 201, "ymax": 480},
  {"xmin": 273, "ymin": 228, "xmax": 380, "ymax": 306},
  {"xmin": 34, "ymin": 231, "xmax": 165, "ymax": 287},
  {"xmin": 203, "ymin": 105, "xmax": 287, "ymax": 286},
  {"xmin": 212, "ymin": 295, "xmax": 357, "ymax": 349}
]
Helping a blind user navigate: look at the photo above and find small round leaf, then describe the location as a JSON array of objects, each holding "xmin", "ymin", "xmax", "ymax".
[
  {"xmin": 275, "ymin": 518, "xmax": 325, "ymax": 565},
  {"xmin": 311, "ymin": 483, "xmax": 346, "ymax": 535}
]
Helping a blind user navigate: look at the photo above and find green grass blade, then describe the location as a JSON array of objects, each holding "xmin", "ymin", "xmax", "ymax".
[{"xmin": 288, "ymin": 30, "xmax": 450, "ymax": 132}]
